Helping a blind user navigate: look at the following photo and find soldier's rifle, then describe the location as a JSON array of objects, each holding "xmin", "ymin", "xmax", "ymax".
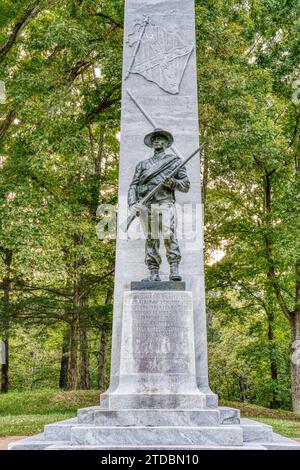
[{"xmin": 120, "ymin": 143, "xmax": 206, "ymax": 232}]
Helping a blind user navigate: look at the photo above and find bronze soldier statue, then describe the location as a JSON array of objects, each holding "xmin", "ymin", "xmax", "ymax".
[{"xmin": 128, "ymin": 128, "xmax": 190, "ymax": 282}]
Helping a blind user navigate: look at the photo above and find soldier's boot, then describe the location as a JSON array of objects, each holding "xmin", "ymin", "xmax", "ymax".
[
  {"xmin": 169, "ymin": 262, "xmax": 182, "ymax": 281},
  {"xmin": 142, "ymin": 268, "xmax": 161, "ymax": 282}
]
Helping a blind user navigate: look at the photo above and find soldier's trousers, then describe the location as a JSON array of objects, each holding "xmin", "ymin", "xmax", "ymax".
[{"xmin": 140, "ymin": 202, "xmax": 181, "ymax": 269}]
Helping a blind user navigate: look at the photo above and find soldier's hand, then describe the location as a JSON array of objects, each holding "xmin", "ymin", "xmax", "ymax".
[
  {"xmin": 163, "ymin": 177, "xmax": 175, "ymax": 189},
  {"xmin": 129, "ymin": 202, "xmax": 144, "ymax": 217}
]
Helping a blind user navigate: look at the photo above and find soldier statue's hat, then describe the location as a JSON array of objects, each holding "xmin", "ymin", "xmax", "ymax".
[{"xmin": 144, "ymin": 128, "xmax": 174, "ymax": 148}]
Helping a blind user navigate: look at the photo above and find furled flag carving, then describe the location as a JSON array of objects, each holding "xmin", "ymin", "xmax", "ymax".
[{"xmin": 126, "ymin": 16, "xmax": 194, "ymax": 95}]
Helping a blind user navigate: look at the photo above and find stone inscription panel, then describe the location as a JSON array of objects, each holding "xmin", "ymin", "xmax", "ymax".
[{"xmin": 121, "ymin": 291, "xmax": 195, "ymax": 374}]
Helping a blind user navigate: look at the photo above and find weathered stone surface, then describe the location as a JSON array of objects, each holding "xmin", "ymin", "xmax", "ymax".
[
  {"xmin": 45, "ymin": 443, "xmax": 266, "ymax": 450},
  {"xmin": 71, "ymin": 425, "xmax": 244, "ymax": 447},
  {"xmin": 131, "ymin": 281, "xmax": 186, "ymax": 291},
  {"xmin": 9, "ymin": 415, "xmax": 300, "ymax": 450},
  {"xmin": 239, "ymin": 418, "xmax": 273, "ymax": 442},
  {"xmin": 260, "ymin": 433, "xmax": 300, "ymax": 450},
  {"xmin": 219, "ymin": 406, "xmax": 241, "ymax": 424},
  {"xmin": 77, "ymin": 406, "xmax": 100, "ymax": 424},
  {"xmin": 104, "ymin": 394, "xmax": 206, "ymax": 410},
  {"xmin": 8, "ymin": 433, "xmax": 68, "ymax": 451},
  {"xmin": 106, "ymin": 0, "xmax": 215, "ymax": 404},
  {"xmin": 104, "ymin": 291, "xmax": 206, "ymax": 409},
  {"xmin": 93, "ymin": 409, "xmax": 220, "ymax": 427},
  {"xmin": 44, "ymin": 418, "xmax": 78, "ymax": 442}
]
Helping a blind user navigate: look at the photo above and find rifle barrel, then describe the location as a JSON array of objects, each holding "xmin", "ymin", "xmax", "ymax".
[
  {"xmin": 140, "ymin": 145, "xmax": 203, "ymax": 205},
  {"xmin": 121, "ymin": 143, "xmax": 206, "ymax": 231}
]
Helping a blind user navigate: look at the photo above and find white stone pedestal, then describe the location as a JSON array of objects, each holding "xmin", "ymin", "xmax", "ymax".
[{"xmin": 101, "ymin": 291, "xmax": 206, "ymax": 410}]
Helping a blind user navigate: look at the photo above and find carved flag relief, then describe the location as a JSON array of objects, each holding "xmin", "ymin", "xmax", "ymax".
[{"xmin": 126, "ymin": 16, "xmax": 193, "ymax": 95}]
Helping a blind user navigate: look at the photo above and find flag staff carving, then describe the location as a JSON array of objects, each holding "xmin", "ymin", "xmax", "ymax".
[
  {"xmin": 126, "ymin": 88, "xmax": 183, "ymax": 159},
  {"xmin": 125, "ymin": 15, "xmax": 150, "ymax": 80},
  {"xmin": 126, "ymin": 16, "xmax": 194, "ymax": 95}
]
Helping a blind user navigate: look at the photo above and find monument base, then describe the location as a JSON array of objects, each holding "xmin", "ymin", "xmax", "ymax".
[
  {"xmin": 9, "ymin": 290, "xmax": 300, "ymax": 450},
  {"xmin": 9, "ymin": 407, "xmax": 300, "ymax": 450}
]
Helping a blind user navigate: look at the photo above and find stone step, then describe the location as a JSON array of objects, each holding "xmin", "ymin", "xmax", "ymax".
[
  {"xmin": 71, "ymin": 425, "xmax": 244, "ymax": 447},
  {"xmin": 261, "ymin": 442, "xmax": 300, "ymax": 450},
  {"xmin": 78, "ymin": 408, "xmax": 220, "ymax": 427},
  {"xmin": 219, "ymin": 406, "xmax": 240, "ymax": 424},
  {"xmin": 8, "ymin": 434, "xmax": 70, "ymax": 451},
  {"xmin": 261, "ymin": 433, "xmax": 300, "ymax": 450},
  {"xmin": 45, "ymin": 443, "xmax": 266, "ymax": 450},
  {"xmin": 239, "ymin": 419, "xmax": 273, "ymax": 442},
  {"xmin": 32, "ymin": 416, "xmax": 275, "ymax": 445},
  {"xmin": 44, "ymin": 418, "xmax": 79, "ymax": 441},
  {"xmin": 10, "ymin": 434, "xmax": 300, "ymax": 452},
  {"xmin": 78, "ymin": 406, "xmax": 240, "ymax": 426},
  {"xmin": 78, "ymin": 406, "xmax": 101, "ymax": 423}
]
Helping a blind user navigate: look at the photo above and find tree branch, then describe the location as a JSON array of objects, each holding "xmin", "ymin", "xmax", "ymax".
[
  {"xmin": 0, "ymin": 110, "xmax": 17, "ymax": 140},
  {"xmin": 16, "ymin": 285, "xmax": 73, "ymax": 299},
  {"xmin": 0, "ymin": 0, "xmax": 42, "ymax": 64},
  {"xmin": 82, "ymin": 85, "xmax": 121, "ymax": 126},
  {"xmin": 94, "ymin": 12, "xmax": 123, "ymax": 29},
  {"xmin": 290, "ymin": 110, "xmax": 300, "ymax": 148},
  {"xmin": 263, "ymin": 173, "xmax": 292, "ymax": 322}
]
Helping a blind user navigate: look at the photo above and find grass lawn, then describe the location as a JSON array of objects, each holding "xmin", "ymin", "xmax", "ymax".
[
  {"xmin": 0, "ymin": 389, "xmax": 99, "ymax": 437},
  {"xmin": 0, "ymin": 391, "xmax": 300, "ymax": 438},
  {"xmin": 221, "ymin": 400, "xmax": 300, "ymax": 439}
]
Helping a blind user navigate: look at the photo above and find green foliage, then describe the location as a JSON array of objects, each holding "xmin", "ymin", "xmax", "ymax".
[
  {"xmin": 199, "ymin": 0, "xmax": 299, "ymax": 409},
  {"xmin": 0, "ymin": 0, "xmax": 299, "ymax": 413},
  {"xmin": 0, "ymin": 0, "xmax": 121, "ymax": 393}
]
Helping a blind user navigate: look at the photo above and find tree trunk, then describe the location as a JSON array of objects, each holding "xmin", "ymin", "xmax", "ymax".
[
  {"xmin": 68, "ymin": 232, "xmax": 86, "ymax": 390},
  {"xmin": 262, "ymin": 175, "xmax": 280, "ymax": 408},
  {"xmin": 291, "ymin": 259, "xmax": 300, "ymax": 412},
  {"xmin": 98, "ymin": 329, "xmax": 109, "ymax": 390},
  {"xmin": 0, "ymin": 249, "xmax": 12, "ymax": 393},
  {"xmin": 59, "ymin": 326, "xmax": 70, "ymax": 389},
  {"xmin": 1, "ymin": 339, "xmax": 9, "ymax": 393},
  {"xmin": 80, "ymin": 311, "xmax": 90, "ymax": 390},
  {"xmin": 97, "ymin": 289, "xmax": 112, "ymax": 390},
  {"xmin": 291, "ymin": 117, "xmax": 300, "ymax": 412},
  {"xmin": 68, "ymin": 314, "xmax": 79, "ymax": 390},
  {"xmin": 266, "ymin": 309, "xmax": 280, "ymax": 409},
  {"xmin": 202, "ymin": 143, "xmax": 208, "ymax": 205}
]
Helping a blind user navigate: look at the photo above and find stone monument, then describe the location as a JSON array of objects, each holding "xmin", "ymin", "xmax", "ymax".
[{"xmin": 10, "ymin": 0, "xmax": 300, "ymax": 450}]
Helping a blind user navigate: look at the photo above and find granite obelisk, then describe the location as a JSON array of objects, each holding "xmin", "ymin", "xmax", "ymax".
[{"xmin": 103, "ymin": 0, "xmax": 217, "ymax": 408}]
